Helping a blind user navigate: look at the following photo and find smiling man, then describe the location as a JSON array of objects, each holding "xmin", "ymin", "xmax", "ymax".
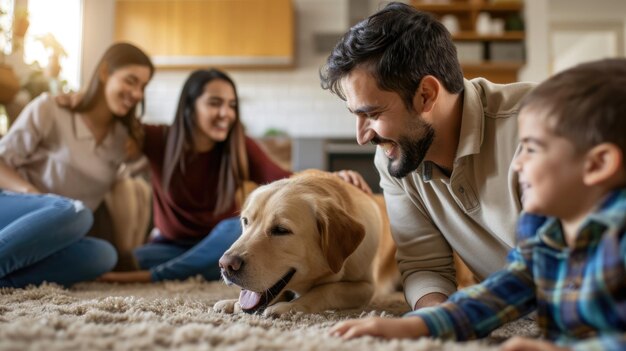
[{"xmin": 320, "ymin": 2, "xmax": 536, "ymax": 310}]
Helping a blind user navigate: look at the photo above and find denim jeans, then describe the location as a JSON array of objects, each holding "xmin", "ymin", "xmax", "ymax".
[
  {"xmin": 134, "ymin": 217, "xmax": 242, "ymax": 281},
  {"xmin": 0, "ymin": 191, "xmax": 117, "ymax": 288}
]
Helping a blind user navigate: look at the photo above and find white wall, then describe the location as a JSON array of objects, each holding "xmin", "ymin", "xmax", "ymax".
[
  {"xmin": 80, "ymin": 0, "xmax": 115, "ymax": 88},
  {"xmin": 521, "ymin": 0, "xmax": 626, "ymax": 82},
  {"xmin": 518, "ymin": 0, "xmax": 549, "ymax": 82},
  {"xmin": 80, "ymin": 0, "xmax": 396, "ymax": 138},
  {"xmin": 145, "ymin": 0, "xmax": 355, "ymax": 137},
  {"xmin": 80, "ymin": 0, "xmax": 626, "ymax": 137}
]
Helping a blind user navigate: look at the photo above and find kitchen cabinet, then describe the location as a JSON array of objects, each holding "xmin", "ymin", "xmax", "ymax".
[
  {"xmin": 411, "ymin": 0, "xmax": 525, "ymax": 83},
  {"xmin": 114, "ymin": 0, "xmax": 294, "ymax": 69}
]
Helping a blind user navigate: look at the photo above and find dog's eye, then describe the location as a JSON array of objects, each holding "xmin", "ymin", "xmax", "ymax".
[
  {"xmin": 241, "ymin": 217, "xmax": 248, "ymax": 226},
  {"xmin": 269, "ymin": 225, "xmax": 292, "ymax": 236}
]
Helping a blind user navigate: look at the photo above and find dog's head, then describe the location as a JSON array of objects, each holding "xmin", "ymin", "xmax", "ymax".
[{"xmin": 219, "ymin": 172, "xmax": 365, "ymax": 313}]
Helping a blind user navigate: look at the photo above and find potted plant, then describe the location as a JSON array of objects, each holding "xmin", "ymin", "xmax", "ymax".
[{"xmin": 0, "ymin": 7, "xmax": 20, "ymax": 105}]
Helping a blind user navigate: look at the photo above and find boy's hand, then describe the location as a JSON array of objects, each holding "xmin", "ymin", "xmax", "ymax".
[
  {"xmin": 97, "ymin": 270, "xmax": 152, "ymax": 283},
  {"xmin": 500, "ymin": 337, "xmax": 570, "ymax": 351},
  {"xmin": 329, "ymin": 316, "xmax": 428, "ymax": 339},
  {"xmin": 333, "ymin": 170, "xmax": 373, "ymax": 194}
]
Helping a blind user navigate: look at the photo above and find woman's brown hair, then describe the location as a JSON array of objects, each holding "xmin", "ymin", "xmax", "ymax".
[
  {"xmin": 71, "ymin": 42, "xmax": 155, "ymax": 143},
  {"xmin": 163, "ymin": 68, "xmax": 249, "ymax": 216}
]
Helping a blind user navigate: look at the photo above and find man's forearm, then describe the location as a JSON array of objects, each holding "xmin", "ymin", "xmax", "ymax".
[{"xmin": 414, "ymin": 292, "xmax": 448, "ymax": 310}]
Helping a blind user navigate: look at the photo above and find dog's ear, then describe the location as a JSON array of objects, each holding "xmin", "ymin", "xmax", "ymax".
[{"xmin": 316, "ymin": 200, "xmax": 366, "ymax": 274}]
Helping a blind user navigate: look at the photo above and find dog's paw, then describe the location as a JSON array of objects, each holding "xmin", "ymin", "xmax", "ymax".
[
  {"xmin": 213, "ymin": 299, "xmax": 240, "ymax": 314},
  {"xmin": 262, "ymin": 302, "xmax": 309, "ymax": 317}
]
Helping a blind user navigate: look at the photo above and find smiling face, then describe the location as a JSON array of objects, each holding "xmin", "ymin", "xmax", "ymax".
[
  {"xmin": 193, "ymin": 79, "xmax": 238, "ymax": 149},
  {"xmin": 342, "ymin": 67, "xmax": 435, "ymax": 178},
  {"xmin": 513, "ymin": 109, "xmax": 587, "ymax": 219},
  {"xmin": 103, "ymin": 64, "xmax": 152, "ymax": 116}
]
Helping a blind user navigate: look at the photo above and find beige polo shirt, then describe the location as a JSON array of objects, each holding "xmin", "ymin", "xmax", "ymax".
[
  {"xmin": 0, "ymin": 93, "xmax": 128, "ymax": 210},
  {"xmin": 376, "ymin": 78, "xmax": 536, "ymax": 308}
]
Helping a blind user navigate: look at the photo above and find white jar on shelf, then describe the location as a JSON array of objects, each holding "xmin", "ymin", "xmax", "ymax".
[
  {"xmin": 476, "ymin": 12, "xmax": 492, "ymax": 35},
  {"xmin": 441, "ymin": 15, "xmax": 460, "ymax": 35},
  {"xmin": 491, "ymin": 18, "xmax": 505, "ymax": 35}
]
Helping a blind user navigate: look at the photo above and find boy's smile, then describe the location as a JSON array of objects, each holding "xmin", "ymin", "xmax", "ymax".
[{"xmin": 513, "ymin": 110, "xmax": 588, "ymax": 223}]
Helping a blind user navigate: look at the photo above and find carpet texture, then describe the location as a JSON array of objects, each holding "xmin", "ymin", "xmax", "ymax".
[{"xmin": 0, "ymin": 278, "xmax": 539, "ymax": 350}]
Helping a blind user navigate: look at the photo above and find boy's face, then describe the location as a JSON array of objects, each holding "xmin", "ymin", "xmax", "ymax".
[{"xmin": 513, "ymin": 109, "xmax": 587, "ymax": 220}]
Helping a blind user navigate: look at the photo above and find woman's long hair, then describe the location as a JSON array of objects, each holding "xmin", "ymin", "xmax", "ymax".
[
  {"xmin": 163, "ymin": 68, "xmax": 249, "ymax": 216},
  {"xmin": 72, "ymin": 42, "xmax": 155, "ymax": 143}
]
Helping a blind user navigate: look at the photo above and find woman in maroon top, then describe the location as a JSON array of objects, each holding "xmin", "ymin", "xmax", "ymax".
[{"xmin": 101, "ymin": 69, "xmax": 293, "ymax": 282}]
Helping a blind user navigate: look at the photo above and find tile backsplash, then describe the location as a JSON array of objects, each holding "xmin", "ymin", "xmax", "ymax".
[
  {"xmin": 142, "ymin": 59, "xmax": 356, "ymax": 139},
  {"xmin": 141, "ymin": 0, "xmax": 359, "ymax": 139}
]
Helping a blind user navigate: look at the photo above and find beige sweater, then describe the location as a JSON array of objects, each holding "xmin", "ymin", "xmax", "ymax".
[
  {"xmin": 376, "ymin": 78, "xmax": 536, "ymax": 308},
  {"xmin": 0, "ymin": 93, "xmax": 128, "ymax": 210}
]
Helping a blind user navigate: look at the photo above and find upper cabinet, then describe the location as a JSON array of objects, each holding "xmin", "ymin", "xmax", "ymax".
[
  {"xmin": 114, "ymin": 0, "xmax": 295, "ymax": 69},
  {"xmin": 411, "ymin": 0, "xmax": 525, "ymax": 83}
]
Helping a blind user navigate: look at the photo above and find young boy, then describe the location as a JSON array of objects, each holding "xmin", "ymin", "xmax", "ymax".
[{"xmin": 330, "ymin": 58, "xmax": 626, "ymax": 351}]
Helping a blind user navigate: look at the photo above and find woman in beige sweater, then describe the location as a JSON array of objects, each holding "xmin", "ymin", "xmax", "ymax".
[{"xmin": 0, "ymin": 42, "xmax": 154, "ymax": 288}]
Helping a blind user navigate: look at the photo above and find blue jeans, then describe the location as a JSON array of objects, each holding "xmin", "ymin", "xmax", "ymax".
[
  {"xmin": 0, "ymin": 191, "xmax": 117, "ymax": 288},
  {"xmin": 134, "ymin": 217, "xmax": 241, "ymax": 281}
]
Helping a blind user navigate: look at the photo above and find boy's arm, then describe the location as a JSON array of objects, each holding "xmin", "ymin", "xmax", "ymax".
[
  {"xmin": 568, "ymin": 334, "xmax": 626, "ymax": 351},
  {"xmin": 500, "ymin": 337, "xmax": 569, "ymax": 351},
  {"xmin": 331, "ymin": 316, "xmax": 429, "ymax": 339},
  {"xmin": 405, "ymin": 246, "xmax": 537, "ymax": 341}
]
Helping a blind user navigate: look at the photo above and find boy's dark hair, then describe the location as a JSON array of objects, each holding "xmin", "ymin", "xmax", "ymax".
[
  {"xmin": 520, "ymin": 58, "xmax": 626, "ymax": 157},
  {"xmin": 319, "ymin": 1, "xmax": 464, "ymax": 110}
]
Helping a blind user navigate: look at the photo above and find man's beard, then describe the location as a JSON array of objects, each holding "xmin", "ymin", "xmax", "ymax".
[{"xmin": 387, "ymin": 125, "xmax": 435, "ymax": 179}]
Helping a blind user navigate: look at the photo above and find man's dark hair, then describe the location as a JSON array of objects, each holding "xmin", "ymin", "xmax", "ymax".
[
  {"xmin": 520, "ymin": 58, "xmax": 626, "ymax": 158},
  {"xmin": 320, "ymin": 1, "xmax": 464, "ymax": 110}
]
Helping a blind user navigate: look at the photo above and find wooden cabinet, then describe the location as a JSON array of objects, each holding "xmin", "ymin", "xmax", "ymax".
[
  {"xmin": 411, "ymin": 0, "xmax": 525, "ymax": 83},
  {"xmin": 114, "ymin": 0, "xmax": 294, "ymax": 69}
]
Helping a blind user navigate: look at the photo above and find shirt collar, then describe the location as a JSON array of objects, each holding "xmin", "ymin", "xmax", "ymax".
[
  {"xmin": 73, "ymin": 114, "xmax": 127, "ymax": 148},
  {"xmin": 416, "ymin": 79, "xmax": 484, "ymax": 182},
  {"xmin": 533, "ymin": 187, "xmax": 626, "ymax": 249},
  {"xmin": 73, "ymin": 113, "xmax": 93, "ymax": 140},
  {"xmin": 101, "ymin": 122, "xmax": 124, "ymax": 149},
  {"xmin": 584, "ymin": 187, "xmax": 626, "ymax": 231},
  {"xmin": 454, "ymin": 79, "xmax": 485, "ymax": 160}
]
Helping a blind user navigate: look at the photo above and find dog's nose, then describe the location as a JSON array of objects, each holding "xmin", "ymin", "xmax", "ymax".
[{"xmin": 219, "ymin": 253, "xmax": 244, "ymax": 275}]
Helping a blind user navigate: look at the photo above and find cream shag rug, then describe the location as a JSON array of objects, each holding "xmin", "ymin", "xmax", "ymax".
[{"xmin": 0, "ymin": 278, "xmax": 539, "ymax": 350}]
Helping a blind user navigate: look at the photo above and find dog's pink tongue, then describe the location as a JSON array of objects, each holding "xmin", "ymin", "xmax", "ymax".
[{"xmin": 239, "ymin": 289, "xmax": 261, "ymax": 310}]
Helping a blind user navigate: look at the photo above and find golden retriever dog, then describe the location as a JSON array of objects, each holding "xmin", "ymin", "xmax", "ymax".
[{"xmin": 214, "ymin": 170, "xmax": 391, "ymax": 316}]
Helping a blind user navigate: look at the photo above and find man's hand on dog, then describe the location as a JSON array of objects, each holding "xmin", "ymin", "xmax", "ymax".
[{"xmin": 333, "ymin": 170, "xmax": 373, "ymax": 194}]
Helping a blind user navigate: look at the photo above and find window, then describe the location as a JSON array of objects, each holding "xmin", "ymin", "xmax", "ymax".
[
  {"xmin": 0, "ymin": 0, "xmax": 14, "ymax": 56},
  {"xmin": 24, "ymin": 0, "xmax": 82, "ymax": 91}
]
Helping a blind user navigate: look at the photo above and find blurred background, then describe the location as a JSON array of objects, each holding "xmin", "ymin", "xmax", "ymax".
[{"xmin": 0, "ymin": 0, "xmax": 624, "ymax": 190}]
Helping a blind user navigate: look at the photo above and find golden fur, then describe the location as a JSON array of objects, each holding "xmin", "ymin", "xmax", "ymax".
[
  {"xmin": 214, "ymin": 169, "xmax": 476, "ymax": 316},
  {"xmin": 214, "ymin": 170, "xmax": 392, "ymax": 316}
]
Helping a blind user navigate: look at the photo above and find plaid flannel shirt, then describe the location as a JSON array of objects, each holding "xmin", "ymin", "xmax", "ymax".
[{"xmin": 406, "ymin": 188, "xmax": 626, "ymax": 351}]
